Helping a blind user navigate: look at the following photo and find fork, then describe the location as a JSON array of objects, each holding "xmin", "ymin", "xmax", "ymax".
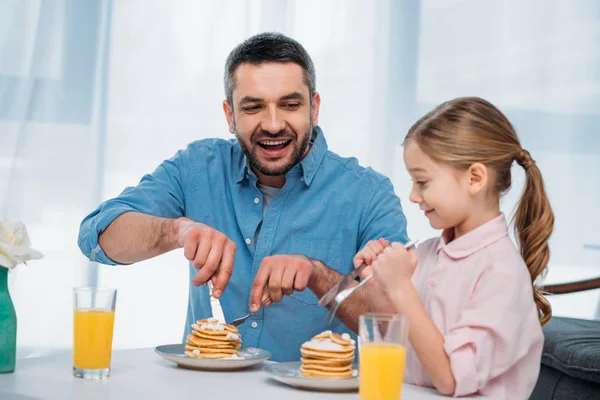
[
  {"xmin": 326, "ymin": 275, "xmax": 374, "ymax": 324},
  {"xmin": 229, "ymin": 297, "xmax": 271, "ymax": 327}
]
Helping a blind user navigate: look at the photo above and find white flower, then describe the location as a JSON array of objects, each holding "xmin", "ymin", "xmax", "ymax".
[{"xmin": 0, "ymin": 219, "xmax": 43, "ymax": 269}]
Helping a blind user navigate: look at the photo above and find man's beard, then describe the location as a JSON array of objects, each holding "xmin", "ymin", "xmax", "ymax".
[{"xmin": 234, "ymin": 120, "xmax": 313, "ymax": 177}]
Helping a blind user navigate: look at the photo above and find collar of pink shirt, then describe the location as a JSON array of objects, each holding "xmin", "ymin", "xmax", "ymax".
[{"xmin": 436, "ymin": 213, "xmax": 509, "ymax": 259}]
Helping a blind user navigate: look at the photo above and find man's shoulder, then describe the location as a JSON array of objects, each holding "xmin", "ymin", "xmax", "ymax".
[
  {"xmin": 185, "ymin": 137, "xmax": 239, "ymax": 154},
  {"xmin": 177, "ymin": 138, "xmax": 241, "ymax": 162},
  {"xmin": 322, "ymin": 149, "xmax": 390, "ymax": 188}
]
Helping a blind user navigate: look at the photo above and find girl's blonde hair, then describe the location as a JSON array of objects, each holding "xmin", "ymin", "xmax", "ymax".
[{"xmin": 405, "ymin": 97, "xmax": 554, "ymax": 325}]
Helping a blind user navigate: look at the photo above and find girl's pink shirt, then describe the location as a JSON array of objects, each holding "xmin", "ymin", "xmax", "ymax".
[{"xmin": 405, "ymin": 214, "xmax": 543, "ymax": 399}]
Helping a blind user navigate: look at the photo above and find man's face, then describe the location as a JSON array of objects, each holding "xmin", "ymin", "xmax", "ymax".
[{"xmin": 223, "ymin": 62, "xmax": 320, "ymax": 178}]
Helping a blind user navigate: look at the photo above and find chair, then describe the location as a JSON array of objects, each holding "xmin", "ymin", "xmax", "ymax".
[{"xmin": 530, "ymin": 276, "xmax": 600, "ymax": 399}]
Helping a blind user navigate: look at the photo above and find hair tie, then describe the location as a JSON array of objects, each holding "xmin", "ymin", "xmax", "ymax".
[{"xmin": 516, "ymin": 149, "xmax": 535, "ymax": 170}]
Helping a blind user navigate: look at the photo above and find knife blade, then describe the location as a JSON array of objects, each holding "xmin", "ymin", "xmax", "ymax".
[{"xmin": 317, "ymin": 238, "xmax": 418, "ymax": 307}]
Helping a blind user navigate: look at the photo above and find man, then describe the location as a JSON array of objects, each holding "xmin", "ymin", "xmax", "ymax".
[{"xmin": 78, "ymin": 32, "xmax": 408, "ymax": 361}]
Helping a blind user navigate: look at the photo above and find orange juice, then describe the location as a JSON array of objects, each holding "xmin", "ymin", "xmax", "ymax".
[
  {"xmin": 360, "ymin": 343, "xmax": 406, "ymax": 400},
  {"xmin": 73, "ymin": 309, "xmax": 115, "ymax": 369}
]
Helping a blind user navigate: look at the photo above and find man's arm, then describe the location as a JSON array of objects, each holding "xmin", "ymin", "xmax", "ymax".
[
  {"xmin": 310, "ymin": 177, "xmax": 409, "ymax": 332},
  {"xmin": 98, "ymin": 212, "xmax": 181, "ymax": 264},
  {"xmin": 99, "ymin": 213, "xmax": 236, "ymax": 296},
  {"xmin": 78, "ymin": 150, "xmax": 186, "ymax": 266},
  {"xmin": 77, "ymin": 146, "xmax": 236, "ymax": 297},
  {"xmin": 248, "ymin": 178, "xmax": 409, "ymax": 330},
  {"xmin": 248, "ymin": 254, "xmax": 373, "ymax": 333},
  {"xmin": 307, "ymin": 259, "xmax": 370, "ymax": 334}
]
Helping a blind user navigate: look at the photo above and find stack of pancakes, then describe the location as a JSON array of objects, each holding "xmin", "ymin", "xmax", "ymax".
[
  {"xmin": 184, "ymin": 318, "xmax": 242, "ymax": 359},
  {"xmin": 300, "ymin": 330, "xmax": 356, "ymax": 378}
]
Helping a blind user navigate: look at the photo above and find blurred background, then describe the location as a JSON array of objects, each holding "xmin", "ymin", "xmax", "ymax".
[{"xmin": 1, "ymin": 0, "xmax": 599, "ymax": 357}]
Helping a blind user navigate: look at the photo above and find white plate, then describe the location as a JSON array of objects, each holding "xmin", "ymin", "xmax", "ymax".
[
  {"xmin": 263, "ymin": 361, "xmax": 359, "ymax": 392},
  {"xmin": 154, "ymin": 344, "xmax": 271, "ymax": 371}
]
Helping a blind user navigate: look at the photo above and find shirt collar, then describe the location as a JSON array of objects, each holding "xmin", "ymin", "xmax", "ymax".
[
  {"xmin": 436, "ymin": 213, "xmax": 508, "ymax": 259},
  {"xmin": 299, "ymin": 126, "xmax": 327, "ymax": 186},
  {"xmin": 235, "ymin": 126, "xmax": 328, "ymax": 186},
  {"xmin": 234, "ymin": 146, "xmax": 249, "ymax": 184}
]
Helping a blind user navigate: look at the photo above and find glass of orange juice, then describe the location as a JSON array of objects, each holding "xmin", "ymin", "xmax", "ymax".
[
  {"xmin": 359, "ymin": 313, "xmax": 409, "ymax": 400},
  {"xmin": 73, "ymin": 287, "xmax": 117, "ymax": 379}
]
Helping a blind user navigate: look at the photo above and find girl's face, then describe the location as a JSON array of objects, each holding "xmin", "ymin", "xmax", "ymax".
[{"xmin": 403, "ymin": 141, "xmax": 474, "ymax": 231}]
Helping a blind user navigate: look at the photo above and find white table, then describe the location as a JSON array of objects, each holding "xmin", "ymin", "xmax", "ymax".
[{"xmin": 0, "ymin": 348, "xmax": 477, "ymax": 399}]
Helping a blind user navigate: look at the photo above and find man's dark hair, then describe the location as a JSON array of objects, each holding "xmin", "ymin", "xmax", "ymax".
[{"xmin": 224, "ymin": 32, "xmax": 316, "ymax": 106}]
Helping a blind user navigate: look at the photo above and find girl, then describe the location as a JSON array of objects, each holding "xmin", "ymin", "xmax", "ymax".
[{"xmin": 355, "ymin": 97, "xmax": 554, "ymax": 399}]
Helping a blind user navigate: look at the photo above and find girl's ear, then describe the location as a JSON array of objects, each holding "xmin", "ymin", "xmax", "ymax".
[{"xmin": 467, "ymin": 162, "xmax": 488, "ymax": 195}]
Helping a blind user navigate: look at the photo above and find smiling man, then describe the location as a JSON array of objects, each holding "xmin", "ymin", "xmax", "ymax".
[{"xmin": 78, "ymin": 32, "xmax": 409, "ymax": 361}]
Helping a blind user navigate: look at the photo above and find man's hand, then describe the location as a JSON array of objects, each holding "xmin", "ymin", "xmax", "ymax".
[
  {"xmin": 177, "ymin": 218, "xmax": 236, "ymax": 298},
  {"xmin": 249, "ymin": 254, "xmax": 318, "ymax": 312}
]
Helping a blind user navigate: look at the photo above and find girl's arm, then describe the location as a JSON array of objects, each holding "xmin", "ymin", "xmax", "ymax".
[
  {"xmin": 371, "ymin": 243, "xmax": 544, "ymax": 397},
  {"xmin": 391, "ymin": 282, "xmax": 456, "ymax": 395},
  {"xmin": 369, "ymin": 244, "xmax": 456, "ymax": 394}
]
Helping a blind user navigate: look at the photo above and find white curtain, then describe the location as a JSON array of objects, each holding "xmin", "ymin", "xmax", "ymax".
[
  {"xmin": 1, "ymin": 0, "xmax": 599, "ymax": 356},
  {"xmin": 1, "ymin": 0, "xmax": 111, "ymax": 356},
  {"xmin": 401, "ymin": 0, "xmax": 600, "ymax": 321}
]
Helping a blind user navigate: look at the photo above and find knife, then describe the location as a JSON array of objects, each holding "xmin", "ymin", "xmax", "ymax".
[{"xmin": 317, "ymin": 238, "xmax": 418, "ymax": 307}]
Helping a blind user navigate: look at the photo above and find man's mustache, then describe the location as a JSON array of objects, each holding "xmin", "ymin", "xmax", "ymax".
[{"xmin": 253, "ymin": 130, "xmax": 295, "ymax": 143}]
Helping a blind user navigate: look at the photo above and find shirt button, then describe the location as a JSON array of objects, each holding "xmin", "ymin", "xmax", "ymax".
[
  {"xmin": 251, "ymin": 321, "xmax": 258, "ymax": 328},
  {"xmin": 245, "ymin": 238, "xmax": 251, "ymax": 245},
  {"xmin": 254, "ymin": 197, "xmax": 260, "ymax": 204},
  {"xmin": 300, "ymin": 177, "xmax": 304, "ymax": 182},
  {"xmin": 429, "ymin": 280, "xmax": 437, "ymax": 288}
]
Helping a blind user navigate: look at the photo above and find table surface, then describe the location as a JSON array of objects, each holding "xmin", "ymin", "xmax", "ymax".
[{"xmin": 0, "ymin": 347, "xmax": 485, "ymax": 400}]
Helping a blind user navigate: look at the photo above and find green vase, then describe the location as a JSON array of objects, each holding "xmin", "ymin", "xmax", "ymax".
[{"xmin": 0, "ymin": 266, "xmax": 17, "ymax": 373}]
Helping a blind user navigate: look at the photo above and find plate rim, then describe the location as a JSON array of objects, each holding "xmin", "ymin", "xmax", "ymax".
[
  {"xmin": 263, "ymin": 360, "xmax": 359, "ymax": 388},
  {"xmin": 154, "ymin": 343, "xmax": 272, "ymax": 362},
  {"xmin": 263, "ymin": 361, "xmax": 358, "ymax": 382}
]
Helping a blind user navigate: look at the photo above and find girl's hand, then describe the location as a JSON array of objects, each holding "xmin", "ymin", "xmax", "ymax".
[
  {"xmin": 371, "ymin": 242, "xmax": 418, "ymax": 301},
  {"xmin": 353, "ymin": 238, "xmax": 389, "ymax": 278},
  {"xmin": 353, "ymin": 238, "xmax": 395, "ymax": 313}
]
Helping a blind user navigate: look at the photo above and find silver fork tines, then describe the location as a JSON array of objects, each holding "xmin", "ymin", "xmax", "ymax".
[
  {"xmin": 326, "ymin": 275, "xmax": 374, "ymax": 324},
  {"xmin": 230, "ymin": 297, "xmax": 271, "ymax": 327}
]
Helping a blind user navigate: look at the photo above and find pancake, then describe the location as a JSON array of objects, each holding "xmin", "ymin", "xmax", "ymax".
[
  {"xmin": 300, "ymin": 356, "xmax": 354, "ymax": 366},
  {"xmin": 184, "ymin": 344, "xmax": 237, "ymax": 354},
  {"xmin": 194, "ymin": 319, "xmax": 237, "ymax": 333},
  {"xmin": 300, "ymin": 366, "xmax": 354, "ymax": 379},
  {"xmin": 184, "ymin": 349, "xmax": 241, "ymax": 359},
  {"xmin": 191, "ymin": 330, "xmax": 241, "ymax": 342},
  {"xmin": 184, "ymin": 318, "xmax": 243, "ymax": 359},
  {"xmin": 186, "ymin": 335, "xmax": 241, "ymax": 349},
  {"xmin": 300, "ymin": 330, "xmax": 356, "ymax": 379}
]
